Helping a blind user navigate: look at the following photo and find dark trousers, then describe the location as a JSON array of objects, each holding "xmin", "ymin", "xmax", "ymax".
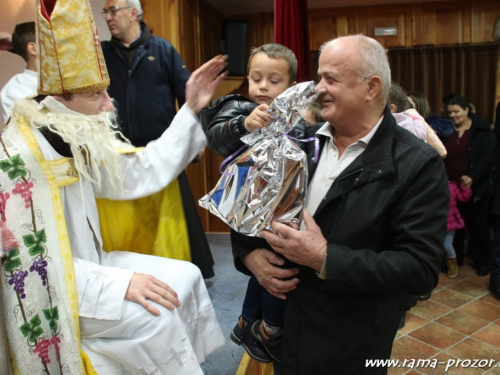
[
  {"xmin": 242, "ymin": 275, "xmax": 284, "ymax": 327},
  {"xmin": 455, "ymin": 197, "xmax": 492, "ymax": 268},
  {"xmin": 490, "ymin": 216, "xmax": 500, "ymax": 280}
]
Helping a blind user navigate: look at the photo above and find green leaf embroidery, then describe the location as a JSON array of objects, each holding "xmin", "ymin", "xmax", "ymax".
[
  {"xmin": 0, "ymin": 159, "xmax": 12, "ymax": 172},
  {"xmin": 35, "ymin": 229, "xmax": 47, "ymax": 244},
  {"xmin": 19, "ymin": 314, "xmax": 44, "ymax": 343},
  {"xmin": 43, "ymin": 306, "xmax": 59, "ymax": 332},
  {"xmin": 49, "ymin": 321, "xmax": 57, "ymax": 331},
  {"xmin": 23, "ymin": 234, "xmax": 37, "ymax": 247},
  {"xmin": 19, "ymin": 322, "xmax": 31, "ymax": 337},
  {"xmin": 8, "ymin": 167, "xmax": 27, "ymax": 180},
  {"xmin": 30, "ymin": 327, "xmax": 44, "ymax": 342},
  {"xmin": 42, "ymin": 309, "xmax": 51, "ymax": 321},
  {"xmin": 30, "ymin": 314, "xmax": 41, "ymax": 327},
  {"xmin": 23, "ymin": 230, "xmax": 46, "ymax": 257},
  {"xmin": 0, "ymin": 154, "xmax": 27, "ymax": 180},
  {"xmin": 28, "ymin": 244, "xmax": 45, "ymax": 257},
  {"xmin": 10, "ymin": 155, "xmax": 25, "ymax": 167},
  {"xmin": 1, "ymin": 249, "xmax": 21, "ymax": 272},
  {"xmin": 50, "ymin": 306, "xmax": 59, "ymax": 320}
]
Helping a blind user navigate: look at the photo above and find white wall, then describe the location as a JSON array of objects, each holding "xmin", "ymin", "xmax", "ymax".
[{"xmin": 0, "ymin": 0, "xmax": 110, "ymax": 127}]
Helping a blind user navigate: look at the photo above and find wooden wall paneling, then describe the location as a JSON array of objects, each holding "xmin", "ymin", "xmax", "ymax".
[
  {"xmin": 403, "ymin": 6, "xmax": 414, "ymax": 47},
  {"xmin": 308, "ymin": 15, "xmax": 336, "ymax": 50},
  {"xmin": 199, "ymin": 0, "xmax": 224, "ymax": 62},
  {"xmin": 471, "ymin": 1, "xmax": 500, "ymax": 109},
  {"xmin": 142, "ymin": 0, "xmax": 182, "ymax": 49},
  {"xmin": 420, "ymin": 1, "xmax": 471, "ymax": 45},
  {"xmin": 177, "ymin": 0, "xmax": 210, "ymax": 232},
  {"xmin": 471, "ymin": 0, "xmax": 500, "ymax": 42},
  {"xmin": 356, "ymin": 5, "xmax": 411, "ymax": 47},
  {"xmin": 227, "ymin": 12, "xmax": 274, "ymax": 52},
  {"xmin": 178, "ymin": 0, "xmax": 200, "ymax": 70},
  {"xmin": 141, "ymin": 1, "xmax": 165, "ymax": 38},
  {"xmin": 308, "ymin": 7, "xmax": 357, "ymax": 50},
  {"xmin": 166, "ymin": 0, "xmax": 181, "ymax": 48},
  {"xmin": 411, "ymin": 4, "xmax": 424, "ymax": 46},
  {"xmin": 354, "ymin": 7, "xmax": 368, "ymax": 36}
]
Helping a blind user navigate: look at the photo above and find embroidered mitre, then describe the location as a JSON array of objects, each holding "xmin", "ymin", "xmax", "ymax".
[{"xmin": 37, "ymin": 0, "xmax": 110, "ymax": 95}]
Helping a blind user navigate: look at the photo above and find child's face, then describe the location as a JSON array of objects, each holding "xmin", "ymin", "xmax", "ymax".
[{"xmin": 247, "ymin": 53, "xmax": 293, "ymax": 106}]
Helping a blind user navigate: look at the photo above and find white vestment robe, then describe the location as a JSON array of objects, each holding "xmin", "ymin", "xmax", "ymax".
[
  {"xmin": 32, "ymin": 102, "xmax": 225, "ymax": 374},
  {"xmin": 0, "ymin": 69, "xmax": 38, "ymax": 124}
]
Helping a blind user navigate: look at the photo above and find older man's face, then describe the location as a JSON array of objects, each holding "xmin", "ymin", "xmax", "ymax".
[
  {"xmin": 103, "ymin": 0, "xmax": 135, "ymax": 40},
  {"xmin": 316, "ymin": 40, "xmax": 369, "ymax": 126},
  {"xmin": 55, "ymin": 90, "xmax": 114, "ymax": 116}
]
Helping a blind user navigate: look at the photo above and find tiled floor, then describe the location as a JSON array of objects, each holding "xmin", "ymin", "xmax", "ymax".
[{"xmin": 390, "ymin": 263, "xmax": 500, "ymax": 374}]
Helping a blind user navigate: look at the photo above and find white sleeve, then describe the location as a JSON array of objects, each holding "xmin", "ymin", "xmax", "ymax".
[
  {"xmin": 74, "ymin": 257, "xmax": 134, "ymax": 320},
  {"xmin": 96, "ymin": 105, "xmax": 207, "ymax": 200},
  {"xmin": 1, "ymin": 85, "xmax": 14, "ymax": 124}
]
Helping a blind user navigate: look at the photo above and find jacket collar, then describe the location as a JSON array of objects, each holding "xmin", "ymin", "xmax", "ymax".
[
  {"xmin": 310, "ymin": 106, "xmax": 396, "ymax": 212},
  {"xmin": 109, "ymin": 22, "xmax": 152, "ymax": 50}
]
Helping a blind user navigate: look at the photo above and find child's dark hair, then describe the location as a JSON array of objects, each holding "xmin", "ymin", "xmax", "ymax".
[
  {"xmin": 387, "ymin": 83, "xmax": 412, "ymax": 112},
  {"xmin": 12, "ymin": 22, "xmax": 36, "ymax": 62},
  {"xmin": 247, "ymin": 43, "xmax": 298, "ymax": 83}
]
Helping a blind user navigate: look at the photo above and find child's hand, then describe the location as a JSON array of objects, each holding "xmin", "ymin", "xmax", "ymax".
[{"xmin": 244, "ymin": 104, "xmax": 272, "ymax": 132}]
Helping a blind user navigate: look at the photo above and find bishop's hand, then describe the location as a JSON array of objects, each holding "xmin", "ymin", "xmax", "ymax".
[{"xmin": 186, "ymin": 54, "xmax": 228, "ymax": 115}]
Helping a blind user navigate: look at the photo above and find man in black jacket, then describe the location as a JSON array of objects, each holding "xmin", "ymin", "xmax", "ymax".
[{"xmin": 234, "ymin": 35, "xmax": 449, "ymax": 374}]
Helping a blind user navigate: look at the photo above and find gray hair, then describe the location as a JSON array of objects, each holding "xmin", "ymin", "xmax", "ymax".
[
  {"xmin": 126, "ymin": 0, "xmax": 143, "ymax": 21},
  {"xmin": 320, "ymin": 35, "xmax": 391, "ymax": 102}
]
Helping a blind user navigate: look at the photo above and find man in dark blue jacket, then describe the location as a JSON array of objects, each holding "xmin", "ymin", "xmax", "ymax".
[
  {"xmin": 100, "ymin": 0, "xmax": 215, "ymax": 279},
  {"xmin": 101, "ymin": 0, "xmax": 189, "ymax": 146}
]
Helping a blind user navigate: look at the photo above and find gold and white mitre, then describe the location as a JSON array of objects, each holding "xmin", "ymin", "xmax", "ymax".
[{"xmin": 36, "ymin": 0, "xmax": 110, "ymax": 95}]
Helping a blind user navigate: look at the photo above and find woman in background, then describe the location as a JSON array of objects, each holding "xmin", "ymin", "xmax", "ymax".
[{"xmin": 443, "ymin": 94, "xmax": 494, "ymax": 275}]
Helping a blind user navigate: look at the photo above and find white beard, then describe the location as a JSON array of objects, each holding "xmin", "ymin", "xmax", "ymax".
[{"xmin": 11, "ymin": 98, "xmax": 126, "ymax": 194}]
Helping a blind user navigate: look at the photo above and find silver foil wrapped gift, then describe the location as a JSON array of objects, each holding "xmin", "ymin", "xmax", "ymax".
[{"xmin": 199, "ymin": 81, "xmax": 319, "ymax": 236}]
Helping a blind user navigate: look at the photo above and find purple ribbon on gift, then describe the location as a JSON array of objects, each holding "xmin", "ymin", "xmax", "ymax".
[
  {"xmin": 219, "ymin": 144, "xmax": 248, "ymax": 175},
  {"xmin": 219, "ymin": 135, "xmax": 319, "ymax": 176},
  {"xmin": 284, "ymin": 134, "xmax": 320, "ymax": 163}
]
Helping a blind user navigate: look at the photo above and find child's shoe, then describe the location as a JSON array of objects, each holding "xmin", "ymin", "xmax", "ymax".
[
  {"xmin": 447, "ymin": 257, "xmax": 458, "ymax": 278},
  {"xmin": 251, "ymin": 319, "xmax": 282, "ymax": 362},
  {"xmin": 230, "ymin": 316, "xmax": 272, "ymax": 363}
]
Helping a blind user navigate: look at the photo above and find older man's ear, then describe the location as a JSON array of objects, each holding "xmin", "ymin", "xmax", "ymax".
[{"xmin": 366, "ymin": 75, "xmax": 382, "ymax": 102}]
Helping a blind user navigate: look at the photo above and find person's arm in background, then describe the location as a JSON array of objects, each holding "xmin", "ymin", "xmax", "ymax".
[
  {"xmin": 0, "ymin": 32, "xmax": 12, "ymax": 51},
  {"xmin": 405, "ymin": 108, "xmax": 447, "ymax": 158}
]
